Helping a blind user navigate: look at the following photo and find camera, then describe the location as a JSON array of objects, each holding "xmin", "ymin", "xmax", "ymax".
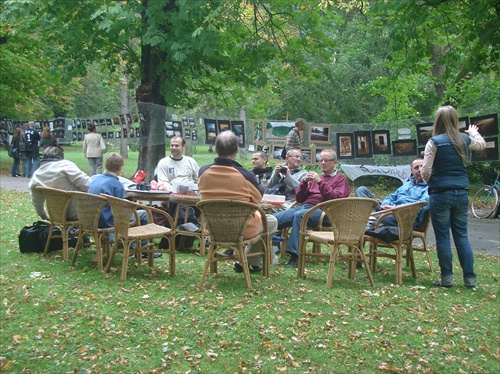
[{"xmin": 280, "ymin": 166, "xmax": 288, "ymax": 175}]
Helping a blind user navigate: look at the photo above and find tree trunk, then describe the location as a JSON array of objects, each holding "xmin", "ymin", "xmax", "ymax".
[{"xmin": 119, "ymin": 70, "xmax": 130, "ymax": 159}]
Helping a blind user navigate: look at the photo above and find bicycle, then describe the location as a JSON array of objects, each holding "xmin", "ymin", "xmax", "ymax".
[{"xmin": 471, "ymin": 167, "xmax": 500, "ymax": 219}]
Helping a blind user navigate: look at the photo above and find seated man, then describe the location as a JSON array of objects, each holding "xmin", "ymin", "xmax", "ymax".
[
  {"xmin": 251, "ymin": 150, "xmax": 273, "ymax": 187},
  {"xmin": 356, "ymin": 158, "xmax": 429, "ymax": 229},
  {"xmin": 198, "ymin": 131, "xmax": 278, "ymax": 273},
  {"xmin": 266, "ymin": 149, "xmax": 307, "ymax": 207},
  {"xmin": 272, "ymin": 149, "xmax": 350, "ymax": 268},
  {"xmin": 88, "ymin": 153, "xmax": 154, "ymax": 256},
  {"xmin": 29, "ymin": 146, "xmax": 90, "ymax": 221},
  {"xmin": 156, "ymin": 136, "xmax": 199, "ymax": 185}
]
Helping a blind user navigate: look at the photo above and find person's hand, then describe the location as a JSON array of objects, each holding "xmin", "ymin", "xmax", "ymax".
[
  {"xmin": 274, "ymin": 165, "xmax": 281, "ymax": 175},
  {"xmin": 465, "ymin": 124, "xmax": 480, "ymax": 137},
  {"xmin": 41, "ymin": 213, "xmax": 50, "ymax": 221},
  {"xmin": 305, "ymin": 171, "xmax": 320, "ymax": 183},
  {"xmin": 380, "ymin": 205, "xmax": 394, "ymax": 210}
]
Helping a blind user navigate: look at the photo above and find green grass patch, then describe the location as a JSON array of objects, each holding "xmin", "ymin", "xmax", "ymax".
[{"xmin": 1, "ymin": 190, "xmax": 499, "ymax": 373}]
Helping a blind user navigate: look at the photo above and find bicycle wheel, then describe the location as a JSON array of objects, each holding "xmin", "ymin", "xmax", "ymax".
[{"xmin": 471, "ymin": 186, "xmax": 498, "ymax": 219}]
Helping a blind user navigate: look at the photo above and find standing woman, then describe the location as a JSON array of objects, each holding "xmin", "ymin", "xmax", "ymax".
[
  {"xmin": 10, "ymin": 127, "xmax": 22, "ymax": 177},
  {"xmin": 83, "ymin": 123, "xmax": 106, "ymax": 176},
  {"xmin": 422, "ymin": 105, "xmax": 486, "ymax": 288},
  {"xmin": 39, "ymin": 125, "xmax": 56, "ymax": 150}
]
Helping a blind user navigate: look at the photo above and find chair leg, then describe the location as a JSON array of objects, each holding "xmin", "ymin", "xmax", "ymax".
[
  {"xmin": 71, "ymin": 233, "xmax": 84, "ymax": 267},
  {"xmin": 423, "ymin": 243, "xmax": 434, "ymax": 272},
  {"xmin": 395, "ymin": 246, "xmax": 403, "ymax": 285},
  {"xmin": 239, "ymin": 249, "xmax": 252, "ymax": 288},
  {"xmin": 105, "ymin": 241, "xmax": 118, "ymax": 274},
  {"xmin": 326, "ymin": 245, "xmax": 340, "ymax": 288},
  {"xmin": 359, "ymin": 248, "xmax": 374, "ymax": 286},
  {"xmin": 43, "ymin": 224, "xmax": 55, "ymax": 256},
  {"xmin": 407, "ymin": 246, "xmax": 417, "ymax": 278},
  {"xmin": 120, "ymin": 242, "xmax": 132, "ymax": 282},
  {"xmin": 297, "ymin": 235, "xmax": 307, "ymax": 279},
  {"xmin": 168, "ymin": 236, "xmax": 176, "ymax": 277},
  {"xmin": 200, "ymin": 244, "xmax": 215, "ymax": 286}
]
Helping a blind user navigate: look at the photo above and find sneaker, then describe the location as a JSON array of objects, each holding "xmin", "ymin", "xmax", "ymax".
[
  {"xmin": 285, "ymin": 258, "xmax": 298, "ymax": 268},
  {"xmin": 142, "ymin": 253, "xmax": 163, "ymax": 259},
  {"xmin": 224, "ymin": 249, "xmax": 234, "ymax": 256},
  {"xmin": 233, "ymin": 262, "xmax": 262, "ymax": 273},
  {"xmin": 432, "ymin": 281, "xmax": 453, "ymax": 288}
]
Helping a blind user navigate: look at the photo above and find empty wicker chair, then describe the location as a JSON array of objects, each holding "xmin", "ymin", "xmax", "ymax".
[
  {"xmin": 196, "ymin": 199, "xmax": 272, "ymax": 288},
  {"xmin": 102, "ymin": 194, "xmax": 176, "ymax": 281},
  {"xmin": 68, "ymin": 191, "xmax": 114, "ymax": 271},
  {"xmin": 297, "ymin": 198, "xmax": 379, "ymax": 287},
  {"xmin": 364, "ymin": 201, "xmax": 428, "ymax": 285},
  {"xmin": 36, "ymin": 186, "xmax": 79, "ymax": 261}
]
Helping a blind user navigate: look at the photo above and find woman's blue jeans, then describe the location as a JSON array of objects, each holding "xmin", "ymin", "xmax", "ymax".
[{"xmin": 429, "ymin": 189, "xmax": 476, "ymax": 281}]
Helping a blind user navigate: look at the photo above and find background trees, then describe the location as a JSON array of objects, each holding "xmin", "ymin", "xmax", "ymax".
[{"xmin": 1, "ymin": 0, "xmax": 498, "ymax": 174}]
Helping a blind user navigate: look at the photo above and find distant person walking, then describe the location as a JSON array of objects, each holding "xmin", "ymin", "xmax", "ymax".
[
  {"xmin": 422, "ymin": 105, "xmax": 486, "ymax": 289},
  {"xmin": 10, "ymin": 127, "xmax": 22, "ymax": 177},
  {"xmin": 24, "ymin": 121, "xmax": 41, "ymax": 178},
  {"xmin": 83, "ymin": 123, "xmax": 106, "ymax": 176}
]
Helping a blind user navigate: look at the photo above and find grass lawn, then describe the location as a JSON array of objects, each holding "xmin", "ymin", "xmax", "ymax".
[{"xmin": 0, "ymin": 145, "xmax": 499, "ymax": 373}]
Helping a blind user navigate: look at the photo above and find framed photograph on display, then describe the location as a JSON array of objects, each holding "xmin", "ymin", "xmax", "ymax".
[
  {"xmin": 415, "ymin": 123, "xmax": 434, "ymax": 145},
  {"xmin": 354, "ymin": 131, "xmax": 372, "ymax": 158},
  {"xmin": 371, "ymin": 130, "xmax": 391, "ymax": 154},
  {"xmin": 469, "ymin": 113, "xmax": 498, "ymax": 137},
  {"xmin": 231, "ymin": 120, "xmax": 245, "ymax": 148},
  {"xmin": 166, "ymin": 130, "xmax": 175, "ymax": 138},
  {"xmin": 458, "ymin": 116, "xmax": 470, "ymax": 133},
  {"xmin": 204, "ymin": 119, "xmax": 217, "ymax": 145},
  {"xmin": 472, "ymin": 137, "xmax": 499, "ymax": 162},
  {"xmin": 392, "ymin": 139, "xmax": 417, "ymax": 156},
  {"xmin": 77, "ymin": 132, "xmax": 83, "ymax": 141},
  {"xmin": 129, "ymin": 128, "xmax": 134, "ymax": 138},
  {"xmin": 99, "ymin": 119, "xmax": 106, "ymax": 126},
  {"xmin": 106, "ymin": 119, "xmax": 112, "ymax": 126},
  {"xmin": 309, "ymin": 124, "xmax": 331, "ymax": 143},
  {"xmin": 116, "ymin": 131, "xmax": 121, "ymax": 138},
  {"xmin": 113, "ymin": 117, "xmax": 120, "ymax": 125},
  {"xmin": 265, "ymin": 121, "xmax": 295, "ymax": 141},
  {"xmin": 336, "ymin": 133, "xmax": 354, "ymax": 159},
  {"xmin": 135, "ymin": 128, "xmax": 140, "ymax": 137},
  {"xmin": 101, "ymin": 132, "xmax": 107, "ymax": 140},
  {"xmin": 301, "ymin": 147, "xmax": 313, "ymax": 165},
  {"xmin": 126, "ymin": 114, "xmax": 132, "ymax": 124},
  {"xmin": 217, "ymin": 119, "xmax": 231, "ymax": 133},
  {"xmin": 108, "ymin": 132, "xmax": 114, "ymax": 139},
  {"xmin": 122, "ymin": 128, "xmax": 128, "ymax": 138},
  {"xmin": 192, "ymin": 130, "xmax": 198, "ymax": 141},
  {"xmin": 271, "ymin": 142, "xmax": 286, "ymax": 162}
]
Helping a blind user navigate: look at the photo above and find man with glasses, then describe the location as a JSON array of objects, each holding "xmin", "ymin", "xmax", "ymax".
[
  {"xmin": 266, "ymin": 149, "xmax": 307, "ymax": 207},
  {"xmin": 272, "ymin": 149, "xmax": 350, "ymax": 268}
]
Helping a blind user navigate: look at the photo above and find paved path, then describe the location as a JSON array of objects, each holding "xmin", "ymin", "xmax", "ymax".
[{"xmin": 1, "ymin": 174, "xmax": 498, "ymax": 256}]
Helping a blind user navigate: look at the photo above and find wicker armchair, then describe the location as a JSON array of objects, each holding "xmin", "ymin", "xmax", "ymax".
[
  {"xmin": 364, "ymin": 201, "xmax": 428, "ymax": 285},
  {"xmin": 297, "ymin": 198, "xmax": 379, "ymax": 287},
  {"xmin": 196, "ymin": 199, "xmax": 272, "ymax": 288},
  {"xmin": 101, "ymin": 194, "xmax": 176, "ymax": 281},
  {"xmin": 36, "ymin": 186, "xmax": 78, "ymax": 261},
  {"xmin": 68, "ymin": 191, "xmax": 114, "ymax": 271},
  {"xmin": 409, "ymin": 210, "xmax": 434, "ymax": 272}
]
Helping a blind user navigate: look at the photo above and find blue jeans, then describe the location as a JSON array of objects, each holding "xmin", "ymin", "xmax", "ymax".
[
  {"xmin": 24, "ymin": 152, "xmax": 39, "ymax": 177},
  {"xmin": 11, "ymin": 157, "xmax": 20, "ymax": 176},
  {"xmin": 273, "ymin": 204, "xmax": 330, "ymax": 256},
  {"xmin": 429, "ymin": 189, "xmax": 476, "ymax": 281}
]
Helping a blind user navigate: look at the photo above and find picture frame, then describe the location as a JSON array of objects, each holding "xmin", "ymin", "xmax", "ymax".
[
  {"xmin": 108, "ymin": 132, "xmax": 114, "ymax": 139},
  {"xmin": 217, "ymin": 119, "xmax": 231, "ymax": 133},
  {"xmin": 309, "ymin": 124, "xmax": 331, "ymax": 144},
  {"xmin": 77, "ymin": 132, "xmax": 82, "ymax": 141},
  {"xmin": 271, "ymin": 142, "xmax": 286, "ymax": 162},
  {"xmin": 301, "ymin": 147, "xmax": 313, "ymax": 165},
  {"xmin": 371, "ymin": 130, "xmax": 391, "ymax": 154},
  {"xmin": 336, "ymin": 133, "xmax": 354, "ymax": 159},
  {"xmin": 113, "ymin": 117, "xmax": 120, "ymax": 125},
  {"xmin": 122, "ymin": 128, "xmax": 128, "ymax": 138},
  {"xmin": 471, "ymin": 137, "xmax": 499, "ymax": 162},
  {"xmin": 231, "ymin": 120, "xmax": 245, "ymax": 148},
  {"xmin": 116, "ymin": 131, "xmax": 121, "ymax": 138},
  {"xmin": 469, "ymin": 113, "xmax": 498, "ymax": 137},
  {"xmin": 458, "ymin": 116, "xmax": 470, "ymax": 134},
  {"xmin": 101, "ymin": 132, "xmax": 107, "ymax": 140},
  {"xmin": 135, "ymin": 128, "xmax": 140, "ymax": 137},
  {"xmin": 106, "ymin": 119, "xmax": 112, "ymax": 126},
  {"xmin": 265, "ymin": 121, "xmax": 295, "ymax": 141},
  {"xmin": 354, "ymin": 131, "xmax": 372, "ymax": 158},
  {"xmin": 415, "ymin": 123, "xmax": 434, "ymax": 145},
  {"xmin": 204, "ymin": 118, "xmax": 217, "ymax": 145},
  {"xmin": 392, "ymin": 139, "xmax": 417, "ymax": 156},
  {"xmin": 99, "ymin": 119, "xmax": 106, "ymax": 126}
]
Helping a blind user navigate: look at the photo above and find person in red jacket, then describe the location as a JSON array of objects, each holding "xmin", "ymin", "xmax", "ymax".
[{"xmin": 272, "ymin": 149, "xmax": 350, "ymax": 268}]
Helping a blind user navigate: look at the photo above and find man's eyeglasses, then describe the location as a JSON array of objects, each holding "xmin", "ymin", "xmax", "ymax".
[
  {"xmin": 319, "ymin": 159, "xmax": 335, "ymax": 163},
  {"xmin": 288, "ymin": 154, "xmax": 301, "ymax": 159}
]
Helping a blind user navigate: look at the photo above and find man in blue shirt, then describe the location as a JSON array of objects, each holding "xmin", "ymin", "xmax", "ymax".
[{"xmin": 356, "ymin": 158, "xmax": 429, "ymax": 228}]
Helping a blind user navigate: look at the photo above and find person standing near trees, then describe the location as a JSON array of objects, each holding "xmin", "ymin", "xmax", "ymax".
[
  {"xmin": 284, "ymin": 118, "xmax": 306, "ymax": 152},
  {"xmin": 9, "ymin": 127, "xmax": 22, "ymax": 177},
  {"xmin": 24, "ymin": 121, "xmax": 41, "ymax": 178},
  {"xmin": 83, "ymin": 123, "xmax": 106, "ymax": 176},
  {"xmin": 422, "ymin": 105, "xmax": 486, "ymax": 289}
]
